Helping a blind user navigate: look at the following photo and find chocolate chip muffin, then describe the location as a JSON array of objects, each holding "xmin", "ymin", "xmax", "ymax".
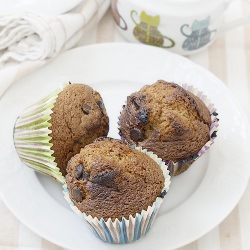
[
  {"xmin": 119, "ymin": 80, "xmax": 212, "ymax": 175},
  {"xmin": 13, "ymin": 83, "xmax": 109, "ymax": 183},
  {"xmin": 49, "ymin": 84, "xmax": 109, "ymax": 176},
  {"xmin": 66, "ymin": 137, "xmax": 165, "ymax": 221}
]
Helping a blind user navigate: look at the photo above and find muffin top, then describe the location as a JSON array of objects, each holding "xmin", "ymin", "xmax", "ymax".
[
  {"xmin": 49, "ymin": 84, "xmax": 109, "ymax": 176},
  {"xmin": 66, "ymin": 137, "xmax": 165, "ymax": 221},
  {"xmin": 119, "ymin": 80, "xmax": 211, "ymax": 162}
]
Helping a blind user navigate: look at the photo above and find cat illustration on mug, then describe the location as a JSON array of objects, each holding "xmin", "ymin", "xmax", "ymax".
[
  {"xmin": 131, "ymin": 10, "xmax": 175, "ymax": 48},
  {"xmin": 111, "ymin": 0, "xmax": 127, "ymax": 30},
  {"xmin": 181, "ymin": 16, "xmax": 216, "ymax": 51}
]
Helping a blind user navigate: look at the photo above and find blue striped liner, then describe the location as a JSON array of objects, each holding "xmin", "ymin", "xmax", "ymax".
[
  {"xmin": 101, "ymin": 219, "xmax": 114, "ymax": 243},
  {"xmin": 86, "ymin": 220, "xmax": 102, "ymax": 240},
  {"xmin": 133, "ymin": 213, "xmax": 142, "ymax": 241},
  {"xmin": 119, "ymin": 218, "xmax": 128, "ymax": 243},
  {"xmin": 145, "ymin": 201, "xmax": 159, "ymax": 234}
]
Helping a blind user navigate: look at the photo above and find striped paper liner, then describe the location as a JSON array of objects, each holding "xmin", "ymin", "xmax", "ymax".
[
  {"xmin": 13, "ymin": 85, "xmax": 67, "ymax": 184},
  {"xmin": 63, "ymin": 146, "xmax": 171, "ymax": 244}
]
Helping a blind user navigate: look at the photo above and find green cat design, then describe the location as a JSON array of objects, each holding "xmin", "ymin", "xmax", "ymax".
[{"xmin": 131, "ymin": 10, "xmax": 175, "ymax": 48}]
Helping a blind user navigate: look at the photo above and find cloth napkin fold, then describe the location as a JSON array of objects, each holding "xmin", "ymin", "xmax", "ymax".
[{"xmin": 0, "ymin": 0, "xmax": 110, "ymax": 98}]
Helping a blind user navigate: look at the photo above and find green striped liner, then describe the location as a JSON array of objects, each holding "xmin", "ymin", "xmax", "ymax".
[{"xmin": 13, "ymin": 85, "xmax": 67, "ymax": 184}]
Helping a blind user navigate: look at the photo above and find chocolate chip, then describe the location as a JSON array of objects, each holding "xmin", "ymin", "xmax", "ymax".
[
  {"xmin": 118, "ymin": 129, "xmax": 123, "ymax": 137},
  {"xmin": 130, "ymin": 95, "xmax": 146, "ymax": 109},
  {"xmin": 74, "ymin": 164, "xmax": 89, "ymax": 180},
  {"xmin": 92, "ymin": 170, "xmax": 116, "ymax": 188},
  {"xmin": 179, "ymin": 154, "xmax": 199, "ymax": 163},
  {"xmin": 138, "ymin": 108, "xmax": 149, "ymax": 124},
  {"xmin": 72, "ymin": 187, "xmax": 84, "ymax": 202},
  {"xmin": 172, "ymin": 122, "xmax": 184, "ymax": 136},
  {"xmin": 69, "ymin": 81, "xmax": 72, "ymax": 84},
  {"xmin": 130, "ymin": 128, "xmax": 144, "ymax": 142},
  {"xmin": 179, "ymin": 158, "xmax": 189, "ymax": 163},
  {"xmin": 159, "ymin": 190, "xmax": 167, "ymax": 198},
  {"xmin": 82, "ymin": 170, "xmax": 89, "ymax": 180},
  {"xmin": 96, "ymin": 101, "xmax": 103, "ymax": 113},
  {"xmin": 82, "ymin": 103, "xmax": 91, "ymax": 115},
  {"xmin": 75, "ymin": 164, "xmax": 83, "ymax": 179},
  {"xmin": 191, "ymin": 154, "xmax": 199, "ymax": 160},
  {"xmin": 131, "ymin": 96, "xmax": 140, "ymax": 109},
  {"xmin": 211, "ymin": 131, "xmax": 217, "ymax": 138},
  {"xmin": 212, "ymin": 111, "xmax": 218, "ymax": 116}
]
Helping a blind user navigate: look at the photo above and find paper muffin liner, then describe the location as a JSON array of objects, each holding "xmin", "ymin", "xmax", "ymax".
[
  {"xmin": 13, "ymin": 85, "xmax": 67, "ymax": 184},
  {"xmin": 63, "ymin": 146, "xmax": 171, "ymax": 244},
  {"xmin": 167, "ymin": 84, "xmax": 219, "ymax": 175},
  {"xmin": 118, "ymin": 83, "xmax": 219, "ymax": 176}
]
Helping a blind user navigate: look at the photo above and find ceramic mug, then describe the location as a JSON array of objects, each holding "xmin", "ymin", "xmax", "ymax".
[{"xmin": 111, "ymin": 0, "xmax": 250, "ymax": 55}]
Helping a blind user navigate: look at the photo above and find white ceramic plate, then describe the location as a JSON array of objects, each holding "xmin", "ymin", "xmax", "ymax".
[
  {"xmin": 0, "ymin": 43, "xmax": 250, "ymax": 250},
  {"xmin": 0, "ymin": 0, "xmax": 83, "ymax": 15}
]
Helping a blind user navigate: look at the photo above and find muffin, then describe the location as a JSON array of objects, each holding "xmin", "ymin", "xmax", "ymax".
[
  {"xmin": 119, "ymin": 80, "xmax": 218, "ymax": 175},
  {"xmin": 64, "ymin": 137, "xmax": 170, "ymax": 243},
  {"xmin": 13, "ymin": 83, "xmax": 109, "ymax": 183}
]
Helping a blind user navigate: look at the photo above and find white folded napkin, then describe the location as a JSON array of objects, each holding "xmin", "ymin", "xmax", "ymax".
[{"xmin": 0, "ymin": 0, "xmax": 110, "ymax": 97}]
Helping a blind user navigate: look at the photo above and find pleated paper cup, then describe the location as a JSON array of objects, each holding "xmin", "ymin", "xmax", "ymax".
[
  {"xmin": 167, "ymin": 84, "xmax": 219, "ymax": 176},
  {"xmin": 63, "ymin": 146, "xmax": 171, "ymax": 244},
  {"xmin": 13, "ymin": 85, "xmax": 67, "ymax": 184}
]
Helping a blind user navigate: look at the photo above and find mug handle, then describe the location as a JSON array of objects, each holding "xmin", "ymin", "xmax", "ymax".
[
  {"xmin": 118, "ymin": 12, "xmax": 128, "ymax": 30},
  {"xmin": 220, "ymin": 0, "xmax": 250, "ymax": 33}
]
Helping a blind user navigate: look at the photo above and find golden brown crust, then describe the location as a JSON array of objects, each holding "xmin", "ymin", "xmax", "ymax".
[
  {"xmin": 119, "ymin": 80, "xmax": 211, "ymax": 163},
  {"xmin": 49, "ymin": 84, "xmax": 109, "ymax": 176},
  {"xmin": 66, "ymin": 138, "xmax": 164, "ymax": 221}
]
